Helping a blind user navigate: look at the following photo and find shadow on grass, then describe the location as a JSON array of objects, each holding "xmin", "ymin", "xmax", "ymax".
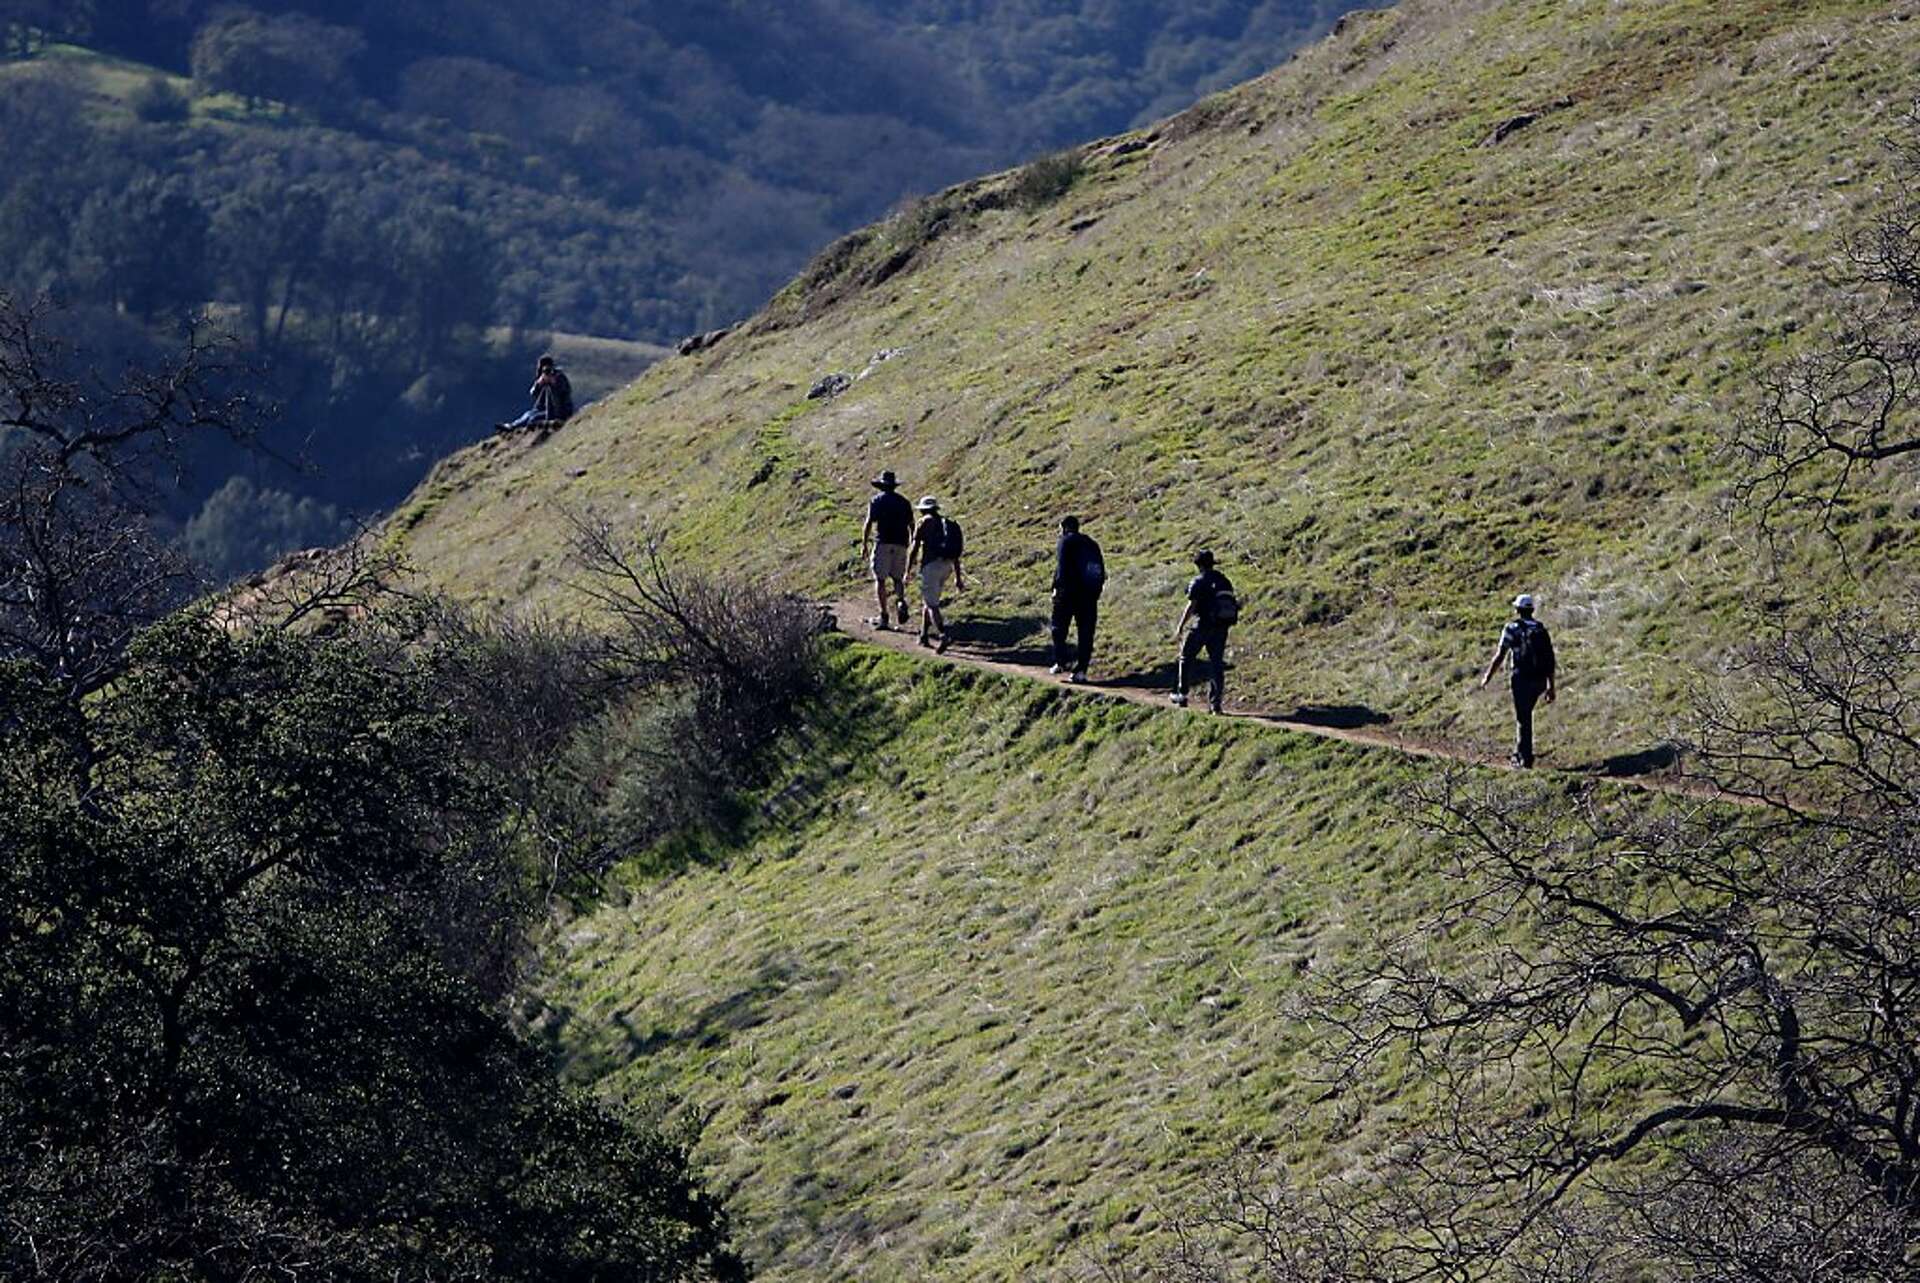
[
  {"xmin": 609, "ymin": 957, "xmax": 818, "ymax": 1058},
  {"xmin": 1282, "ymin": 702, "xmax": 1392, "ymax": 730},
  {"xmin": 1103, "ymin": 660, "xmax": 1180, "ymax": 692},
  {"xmin": 1578, "ymin": 741, "xmax": 1681, "ymax": 778},
  {"xmin": 951, "ymin": 610, "xmax": 1048, "ymax": 659}
]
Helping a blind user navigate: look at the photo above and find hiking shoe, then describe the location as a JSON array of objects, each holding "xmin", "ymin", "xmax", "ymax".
[
  {"xmin": 1209, "ymin": 701, "xmax": 1224, "ymax": 715},
  {"xmin": 896, "ymin": 598, "xmax": 909, "ymax": 625},
  {"xmin": 1069, "ymin": 670, "xmax": 1088, "ymax": 684},
  {"xmin": 935, "ymin": 635, "xmax": 950, "ymax": 655},
  {"xmin": 872, "ymin": 618, "xmax": 892, "ymax": 631},
  {"xmin": 918, "ymin": 632, "xmax": 932, "ymax": 648},
  {"xmin": 1169, "ymin": 692, "xmax": 1189, "ymax": 707},
  {"xmin": 1048, "ymin": 664, "xmax": 1065, "ymax": 675}
]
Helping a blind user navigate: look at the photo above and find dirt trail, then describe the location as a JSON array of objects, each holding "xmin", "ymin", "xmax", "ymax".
[{"xmin": 831, "ymin": 596, "xmax": 1737, "ymax": 805}]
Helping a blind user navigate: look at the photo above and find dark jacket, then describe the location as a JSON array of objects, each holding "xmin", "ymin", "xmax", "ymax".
[
  {"xmin": 1053, "ymin": 531, "xmax": 1104, "ymax": 598},
  {"xmin": 532, "ymin": 368, "xmax": 574, "ymax": 421}
]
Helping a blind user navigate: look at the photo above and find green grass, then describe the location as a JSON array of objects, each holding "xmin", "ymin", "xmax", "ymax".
[
  {"xmin": 393, "ymin": 0, "xmax": 1916, "ymax": 767},
  {"xmin": 535, "ymin": 641, "xmax": 1712, "ymax": 1278},
  {"xmin": 535, "ymin": 644, "xmax": 1448, "ymax": 1277},
  {"xmin": 387, "ymin": 1, "xmax": 1920, "ymax": 1276}
]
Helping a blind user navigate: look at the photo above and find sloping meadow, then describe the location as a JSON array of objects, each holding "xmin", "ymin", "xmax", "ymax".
[
  {"xmin": 395, "ymin": 0, "xmax": 1919, "ymax": 764},
  {"xmin": 532, "ymin": 645, "xmax": 1462, "ymax": 1277}
]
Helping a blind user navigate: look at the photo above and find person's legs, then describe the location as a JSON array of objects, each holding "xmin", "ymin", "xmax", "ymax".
[
  {"xmin": 505, "ymin": 408, "xmax": 540, "ymax": 429},
  {"xmin": 920, "ymin": 559, "xmax": 952, "ymax": 644},
  {"xmin": 1174, "ymin": 628, "xmax": 1206, "ymax": 700},
  {"xmin": 1205, "ymin": 629, "xmax": 1227, "ymax": 712},
  {"xmin": 1511, "ymin": 677, "xmax": 1543, "ymax": 766},
  {"xmin": 1074, "ymin": 596, "xmax": 1098, "ymax": 673},
  {"xmin": 1050, "ymin": 594, "xmax": 1075, "ymax": 668},
  {"xmin": 871, "ymin": 544, "xmax": 899, "ymax": 628}
]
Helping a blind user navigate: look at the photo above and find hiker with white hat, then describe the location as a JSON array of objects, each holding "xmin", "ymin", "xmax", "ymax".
[
  {"xmin": 905, "ymin": 495, "xmax": 964, "ymax": 653},
  {"xmin": 1480, "ymin": 593, "xmax": 1557, "ymax": 768},
  {"xmin": 860, "ymin": 469, "xmax": 914, "ymax": 630}
]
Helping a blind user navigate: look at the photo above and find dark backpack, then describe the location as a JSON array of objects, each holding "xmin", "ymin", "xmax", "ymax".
[
  {"xmin": 935, "ymin": 517, "xmax": 964, "ymax": 561},
  {"xmin": 1202, "ymin": 575, "xmax": 1240, "ymax": 626},
  {"xmin": 1509, "ymin": 618, "xmax": 1554, "ymax": 680},
  {"xmin": 1081, "ymin": 540, "xmax": 1105, "ymax": 592}
]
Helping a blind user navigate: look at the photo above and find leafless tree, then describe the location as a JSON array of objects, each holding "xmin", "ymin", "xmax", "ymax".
[
  {"xmin": 0, "ymin": 294, "xmax": 261, "ymax": 702},
  {"xmin": 1730, "ymin": 104, "xmax": 1920, "ymax": 556},
  {"xmin": 1135, "ymin": 597, "xmax": 1920, "ymax": 1282}
]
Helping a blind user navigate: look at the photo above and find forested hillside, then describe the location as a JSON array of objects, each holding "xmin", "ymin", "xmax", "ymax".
[{"xmin": 0, "ymin": 0, "xmax": 1339, "ymax": 577}]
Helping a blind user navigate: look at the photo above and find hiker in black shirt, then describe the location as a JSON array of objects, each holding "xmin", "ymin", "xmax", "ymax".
[
  {"xmin": 1170, "ymin": 549, "xmax": 1236, "ymax": 713},
  {"xmin": 1480, "ymin": 592, "xmax": 1557, "ymax": 767},
  {"xmin": 860, "ymin": 469, "xmax": 913, "ymax": 629},
  {"xmin": 1048, "ymin": 515, "xmax": 1104, "ymax": 683},
  {"xmin": 497, "ymin": 354, "xmax": 573, "ymax": 432}
]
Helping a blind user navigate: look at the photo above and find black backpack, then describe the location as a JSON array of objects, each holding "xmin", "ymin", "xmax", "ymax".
[
  {"xmin": 1509, "ymin": 618, "xmax": 1554, "ymax": 680},
  {"xmin": 1204, "ymin": 575, "xmax": 1240, "ymax": 626},
  {"xmin": 934, "ymin": 517, "xmax": 964, "ymax": 561}
]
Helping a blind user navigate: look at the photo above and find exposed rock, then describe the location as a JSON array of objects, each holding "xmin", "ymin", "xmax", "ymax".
[
  {"xmin": 1483, "ymin": 97, "xmax": 1573, "ymax": 146},
  {"xmin": 807, "ymin": 372, "xmax": 853, "ymax": 400},
  {"xmin": 675, "ymin": 326, "xmax": 734, "ymax": 356}
]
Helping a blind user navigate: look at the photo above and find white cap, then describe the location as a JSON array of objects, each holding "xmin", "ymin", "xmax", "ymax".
[{"xmin": 1512, "ymin": 593, "xmax": 1535, "ymax": 610}]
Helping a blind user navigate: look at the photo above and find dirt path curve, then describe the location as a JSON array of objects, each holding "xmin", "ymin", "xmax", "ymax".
[{"xmin": 831, "ymin": 596, "xmax": 1737, "ymax": 805}]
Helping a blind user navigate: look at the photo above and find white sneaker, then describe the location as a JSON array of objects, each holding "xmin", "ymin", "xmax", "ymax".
[
  {"xmin": 1068, "ymin": 671, "xmax": 1087, "ymax": 684},
  {"xmin": 1169, "ymin": 692, "xmax": 1188, "ymax": 707},
  {"xmin": 1048, "ymin": 664, "xmax": 1064, "ymax": 675}
]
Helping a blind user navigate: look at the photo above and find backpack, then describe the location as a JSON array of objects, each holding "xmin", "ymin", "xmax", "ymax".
[
  {"xmin": 1081, "ymin": 539, "xmax": 1105, "ymax": 591},
  {"xmin": 1202, "ymin": 575, "xmax": 1240, "ymax": 626},
  {"xmin": 1509, "ymin": 618, "xmax": 1554, "ymax": 680},
  {"xmin": 935, "ymin": 517, "xmax": 965, "ymax": 561}
]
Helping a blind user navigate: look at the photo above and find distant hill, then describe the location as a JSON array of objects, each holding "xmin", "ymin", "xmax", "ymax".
[{"xmin": 5, "ymin": 0, "xmax": 1345, "ymax": 338}]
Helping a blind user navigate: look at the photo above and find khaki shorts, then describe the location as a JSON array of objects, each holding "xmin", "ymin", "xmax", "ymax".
[
  {"xmin": 920, "ymin": 557, "xmax": 953, "ymax": 604},
  {"xmin": 871, "ymin": 542, "xmax": 908, "ymax": 582}
]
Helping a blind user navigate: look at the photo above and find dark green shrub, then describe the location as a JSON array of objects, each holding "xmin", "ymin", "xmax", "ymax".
[
  {"xmin": 1011, "ymin": 148, "xmax": 1084, "ymax": 210},
  {"xmin": 129, "ymin": 75, "xmax": 190, "ymax": 123}
]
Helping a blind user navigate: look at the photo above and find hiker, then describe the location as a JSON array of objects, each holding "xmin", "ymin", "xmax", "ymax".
[
  {"xmin": 497, "ymin": 354, "xmax": 573, "ymax": 432},
  {"xmin": 905, "ymin": 494, "xmax": 964, "ymax": 653},
  {"xmin": 1169, "ymin": 549, "xmax": 1238, "ymax": 713},
  {"xmin": 1480, "ymin": 593, "xmax": 1557, "ymax": 768},
  {"xmin": 1048, "ymin": 515, "xmax": 1104, "ymax": 682},
  {"xmin": 860, "ymin": 469, "xmax": 914, "ymax": 629}
]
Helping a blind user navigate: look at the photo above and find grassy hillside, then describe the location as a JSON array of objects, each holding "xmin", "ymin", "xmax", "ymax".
[
  {"xmin": 534, "ymin": 642, "xmax": 1481, "ymax": 1278},
  {"xmin": 394, "ymin": 0, "xmax": 1919, "ymax": 765},
  {"xmin": 387, "ymin": 1, "xmax": 1920, "ymax": 1278}
]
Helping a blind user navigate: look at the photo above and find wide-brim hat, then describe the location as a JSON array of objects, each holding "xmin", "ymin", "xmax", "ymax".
[
  {"xmin": 916, "ymin": 495, "xmax": 940, "ymax": 512},
  {"xmin": 871, "ymin": 470, "xmax": 899, "ymax": 490}
]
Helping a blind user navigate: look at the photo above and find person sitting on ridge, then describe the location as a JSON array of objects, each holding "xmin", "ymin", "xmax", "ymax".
[
  {"xmin": 905, "ymin": 494, "xmax": 964, "ymax": 653},
  {"xmin": 1480, "ymin": 592, "xmax": 1557, "ymax": 768},
  {"xmin": 497, "ymin": 354, "xmax": 573, "ymax": 433},
  {"xmin": 1169, "ymin": 548, "xmax": 1238, "ymax": 714}
]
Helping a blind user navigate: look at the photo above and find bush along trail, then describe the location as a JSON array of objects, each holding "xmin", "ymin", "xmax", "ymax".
[{"xmin": 831, "ymin": 595, "xmax": 1735, "ymax": 805}]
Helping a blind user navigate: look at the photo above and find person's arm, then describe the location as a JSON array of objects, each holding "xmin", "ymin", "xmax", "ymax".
[
  {"xmin": 1480, "ymin": 637, "xmax": 1508, "ymax": 687},
  {"xmin": 1052, "ymin": 537, "xmax": 1069, "ymax": 597},
  {"xmin": 906, "ymin": 526, "xmax": 924, "ymax": 575},
  {"xmin": 953, "ymin": 553, "xmax": 964, "ymax": 592},
  {"xmin": 861, "ymin": 511, "xmax": 875, "ymax": 564},
  {"xmin": 1544, "ymin": 639, "xmax": 1558, "ymax": 703}
]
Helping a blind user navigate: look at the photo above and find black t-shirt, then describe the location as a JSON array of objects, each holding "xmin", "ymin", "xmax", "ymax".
[
  {"xmin": 868, "ymin": 490, "xmax": 913, "ymax": 545},
  {"xmin": 1187, "ymin": 569, "xmax": 1234, "ymax": 625},
  {"xmin": 1054, "ymin": 531, "xmax": 1104, "ymax": 596}
]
